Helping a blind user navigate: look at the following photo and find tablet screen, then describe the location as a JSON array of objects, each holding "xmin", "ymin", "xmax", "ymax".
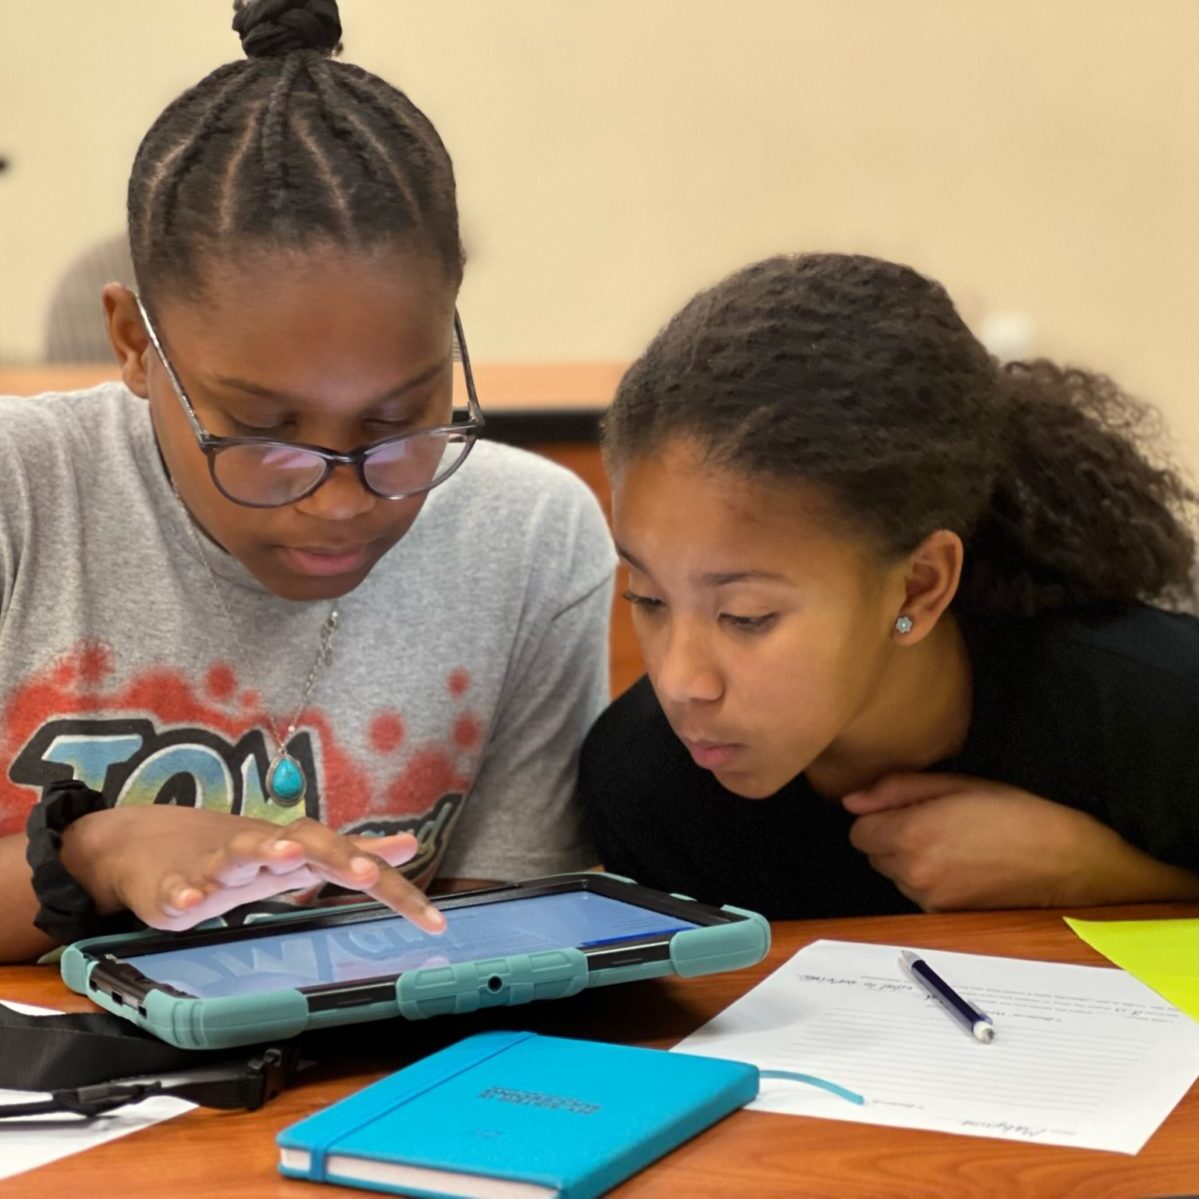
[{"xmin": 121, "ymin": 890, "xmax": 701, "ymax": 998}]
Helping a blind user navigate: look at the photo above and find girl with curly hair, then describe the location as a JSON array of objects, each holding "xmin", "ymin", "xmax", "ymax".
[{"xmin": 582, "ymin": 253, "xmax": 1199, "ymax": 918}]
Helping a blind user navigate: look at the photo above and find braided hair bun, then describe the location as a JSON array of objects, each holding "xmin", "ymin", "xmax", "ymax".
[{"xmin": 232, "ymin": 0, "xmax": 342, "ymax": 58}]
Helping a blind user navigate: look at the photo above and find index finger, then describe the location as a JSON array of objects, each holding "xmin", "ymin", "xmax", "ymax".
[
  {"xmin": 361, "ymin": 858, "xmax": 447, "ymax": 935},
  {"xmin": 269, "ymin": 819, "xmax": 446, "ymax": 934}
]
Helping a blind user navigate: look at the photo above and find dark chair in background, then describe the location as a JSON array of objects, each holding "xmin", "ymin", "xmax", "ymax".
[{"xmin": 43, "ymin": 234, "xmax": 134, "ymax": 362}]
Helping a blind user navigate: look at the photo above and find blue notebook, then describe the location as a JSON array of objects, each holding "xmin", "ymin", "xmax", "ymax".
[{"xmin": 277, "ymin": 1030, "xmax": 759, "ymax": 1199}]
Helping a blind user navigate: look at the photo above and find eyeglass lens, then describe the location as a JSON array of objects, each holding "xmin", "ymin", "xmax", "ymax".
[{"xmin": 211, "ymin": 430, "xmax": 472, "ymax": 506}]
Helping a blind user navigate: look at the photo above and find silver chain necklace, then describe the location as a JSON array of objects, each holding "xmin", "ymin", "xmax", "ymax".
[{"xmin": 173, "ymin": 489, "xmax": 339, "ymax": 806}]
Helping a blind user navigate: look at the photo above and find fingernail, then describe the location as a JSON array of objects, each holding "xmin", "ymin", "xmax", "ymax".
[
  {"xmin": 271, "ymin": 840, "xmax": 301, "ymax": 854},
  {"xmin": 424, "ymin": 906, "xmax": 446, "ymax": 929},
  {"xmin": 173, "ymin": 887, "xmax": 202, "ymax": 907},
  {"xmin": 350, "ymin": 856, "xmax": 377, "ymax": 877}
]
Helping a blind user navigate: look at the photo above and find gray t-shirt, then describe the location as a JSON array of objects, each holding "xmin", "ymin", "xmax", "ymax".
[{"xmin": 0, "ymin": 384, "xmax": 615, "ymax": 882}]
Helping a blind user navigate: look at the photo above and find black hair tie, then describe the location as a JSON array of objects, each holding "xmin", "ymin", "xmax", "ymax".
[{"xmin": 233, "ymin": 0, "xmax": 342, "ymax": 59}]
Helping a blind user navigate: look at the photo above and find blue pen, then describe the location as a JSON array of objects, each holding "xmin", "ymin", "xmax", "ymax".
[{"xmin": 900, "ymin": 950, "xmax": 995, "ymax": 1043}]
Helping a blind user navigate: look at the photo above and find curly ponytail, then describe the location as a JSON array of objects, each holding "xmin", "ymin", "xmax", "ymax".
[
  {"xmin": 604, "ymin": 253, "xmax": 1197, "ymax": 617},
  {"xmin": 959, "ymin": 361, "xmax": 1197, "ymax": 615}
]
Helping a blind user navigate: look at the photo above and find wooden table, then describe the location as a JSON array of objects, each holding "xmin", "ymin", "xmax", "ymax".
[{"xmin": 3, "ymin": 905, "xmax": 1198, "ymax": 1198}]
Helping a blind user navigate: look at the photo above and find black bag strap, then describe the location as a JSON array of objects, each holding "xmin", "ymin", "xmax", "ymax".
[{"xmin": 0, "ymin": 1002, "xmax": 299, "ymax": 1117}]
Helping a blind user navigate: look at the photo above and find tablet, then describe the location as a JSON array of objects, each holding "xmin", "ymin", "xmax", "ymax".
[{"xmin": 61, "ymin": 873, "xmax": 770, "ymax": 1050}]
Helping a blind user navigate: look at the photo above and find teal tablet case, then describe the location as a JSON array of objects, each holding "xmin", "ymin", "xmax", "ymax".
[
  {"xmin": 60, "ymin": 874, "xmax": 770, "ymax": 1050},
  {"xmin": 276, "ymin": 1030, "xmax": 759, "ymax": 1199}
]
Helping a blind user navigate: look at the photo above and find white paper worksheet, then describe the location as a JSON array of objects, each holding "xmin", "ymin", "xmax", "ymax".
[
  {"xmin": 0, "ymin": 1001, "xmax": 193, "ymax": 1182},
  {"xmin": 674, "ymin": 939, "xmax": 1199, "ymax": 1154}
]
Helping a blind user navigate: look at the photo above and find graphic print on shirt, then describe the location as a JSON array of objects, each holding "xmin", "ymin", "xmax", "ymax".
[{"xmin": 0, "ymin": 641, "xmax": 483, "ymax": 879}]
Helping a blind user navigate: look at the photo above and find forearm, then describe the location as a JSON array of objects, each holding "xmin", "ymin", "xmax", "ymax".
[
  {"xmin": 0, "ymin": 833, "xmax": 56, "ymax": 963},
  {"xmin": 0, "ymin": 809, "xmax": 126, "ymax": 963},
  {"xmin": 1063, "ymin": 818, "xmax": 1199, "ymax": 906}
]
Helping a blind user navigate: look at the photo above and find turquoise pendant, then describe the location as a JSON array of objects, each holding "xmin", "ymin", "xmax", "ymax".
[{"xmin": 266, "ymin": 751, "xmax": 306, "ymax": 806}]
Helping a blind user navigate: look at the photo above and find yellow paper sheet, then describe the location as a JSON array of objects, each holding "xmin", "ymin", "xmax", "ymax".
[{"xmin": 1065, "ymin": 917, "xmax": 1199, "ymax": 1024}]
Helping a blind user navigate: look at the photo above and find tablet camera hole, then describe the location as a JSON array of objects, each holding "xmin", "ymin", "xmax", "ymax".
[{"xmin": 486, "ymin": 975, "xmax": 504, "ymax": 993}]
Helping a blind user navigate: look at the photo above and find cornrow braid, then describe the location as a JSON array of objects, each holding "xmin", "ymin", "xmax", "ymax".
[
  {"xmin": 259, "ymin": 54, "xmax": 304, "ymax": 217},
  {"xmin": 135, "ymin": 62, "xmax": 263, "ymax": 261},
  {"xmin": 306, "ymin": 65, "xmax": 419, "ymax": 211},
  {"xmin": 127, "ymin": 0, "xmax": 462, "ymax": 304}
]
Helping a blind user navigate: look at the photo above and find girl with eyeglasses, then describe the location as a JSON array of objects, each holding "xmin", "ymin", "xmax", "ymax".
[
  {"xmin": 581, "ymin": 253, "xmax": 1199, "ymax": 918},
  {"xmin": 0, "ymin": 0, "xmax": 614, "ymax": 962}
]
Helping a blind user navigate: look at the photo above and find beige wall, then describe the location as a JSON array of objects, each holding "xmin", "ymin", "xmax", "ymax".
[{"xmin": 3, "ymin": 1, "xmax": 1198, "ymax": 454}]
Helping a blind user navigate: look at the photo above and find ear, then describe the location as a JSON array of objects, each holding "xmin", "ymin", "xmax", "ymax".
[
  {"xmin": 892, "ymin": 529, "xmax": 963, "ymax": 645},
  {"xmin": 102, "ymin": 283, "xmax": 151, "ymax": 399}
]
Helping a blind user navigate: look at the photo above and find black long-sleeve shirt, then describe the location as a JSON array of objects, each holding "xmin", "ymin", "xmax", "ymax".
[{"xmin": 580, "ymin": 603, "xmax": 1199, "ymax": 919}]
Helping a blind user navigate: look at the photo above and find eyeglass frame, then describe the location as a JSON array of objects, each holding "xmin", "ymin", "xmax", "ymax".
[{"xmin": 134, "ymin": 292, "xmax": 486, "ymax": 509}]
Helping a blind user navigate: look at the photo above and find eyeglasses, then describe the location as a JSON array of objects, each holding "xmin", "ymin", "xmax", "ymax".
[{"xmin": 135, "ymin": 294, "xmax": 485, "ymax": 509}]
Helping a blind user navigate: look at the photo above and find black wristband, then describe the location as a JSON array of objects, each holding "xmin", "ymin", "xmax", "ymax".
[{"xmin": 25, "ymin": 780, "xmax": 141, "ymax": 945}]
